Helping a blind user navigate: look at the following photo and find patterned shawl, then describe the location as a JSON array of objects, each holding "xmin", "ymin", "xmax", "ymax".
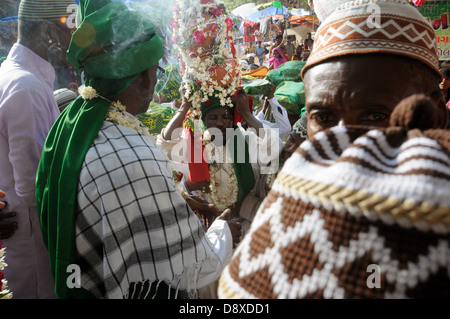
[{"xmin": 218, "ymin": 96, "xmax": 450, "ymax": 298}]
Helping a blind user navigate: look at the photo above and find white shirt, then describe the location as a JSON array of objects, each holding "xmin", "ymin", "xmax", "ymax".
[
  {"xmin": 0, "ymin": 43, "xmax": 59, "ymax": 298},
  {"xmin": 157, "ymin": 122, "xmax": 283, "ymax": 233},
  {"xmin": 256, "ymin": 97, "xmax": 292, "ymax": 137}
]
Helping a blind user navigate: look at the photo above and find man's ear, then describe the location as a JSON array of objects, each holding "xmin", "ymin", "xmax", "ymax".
[{"xmin": 139, "ymin": 66, "xmax": 158, "ymax": 91}]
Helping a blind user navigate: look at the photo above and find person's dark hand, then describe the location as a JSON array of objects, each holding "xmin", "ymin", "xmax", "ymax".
[
  {"xmin": 216, "ymin": 209, "xmax": 242, "ymax": 248},
  {"xmin": 232, "ymin": 89, "xmax": 251, "ymax": 117},
  {"xmin": 179, "ymin": 85, "xmax": 192, "ymax": 106},
  {"xmin": 186, "ymin": 195, "xmax": 219, "ymax": 228},
  {"xmin": 177, "ymin": 85, "xmax": 193, "ymax": 115},
  {"xmin": 267, "ymin": 83, "xmax": 276, "ymax": 100},
  {"xmin": 262, "ymin": 97, "xmax": 269, "ymax": 114},
  {"xmin": 0, "ymin": 190, "xmax": 17, "ymax": 239},
  {"xmin": 185, "ymin": 180, "xmax": 210, "ymax": 193}
]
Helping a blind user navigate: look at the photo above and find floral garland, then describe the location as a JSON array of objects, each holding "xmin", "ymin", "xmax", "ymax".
[
  {"xmin": 0, "ymin": 240, "xmax": 12, "ymax": 299},
  {"xmin": 79, "ymin": 86, "xmax": 153, "ymax": 140},
  {"xmin": 203, "ymin": 132, "xmax": 238, "ymax": 211},
  {"xmin": 208, "ymin": 161, "xmax": 238, "ymax": 211},
  {"xmin": 171, "ymin": 0, "xmax": 242, "ymax": 129}
]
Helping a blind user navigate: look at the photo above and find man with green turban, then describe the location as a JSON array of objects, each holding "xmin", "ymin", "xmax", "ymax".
[
  {"xmin": 158, "ymin": 88, "xmax": 283, "ymax": 241},
  {"xmin": 158, "ymin": 87, "xmax": 283, "ymax": 298},
  {"xmin": 35, "ymin": 0, "xmax": 242, "ymax": 299}
]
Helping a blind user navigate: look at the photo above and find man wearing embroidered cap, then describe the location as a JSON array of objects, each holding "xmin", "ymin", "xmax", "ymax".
[
  {"xmin": 301, "ymin": 0, "xmax": 448, "ymax": 138},
  {"xmin": 35, "ymin": 0, "xmax": 242, "ymax": 299},
  {"xmin": 0, "ymin": 0, "xmax": 75, "ymax": 298},
  {"xmin": 217, "ymin": 0, "xmax": 450, "ymax": 299}
]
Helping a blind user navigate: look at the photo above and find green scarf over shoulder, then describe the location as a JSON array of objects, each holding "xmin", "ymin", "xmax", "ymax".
[{"xmin": 35, "ymin": 0, "xmax": 164, "ymax": 299}]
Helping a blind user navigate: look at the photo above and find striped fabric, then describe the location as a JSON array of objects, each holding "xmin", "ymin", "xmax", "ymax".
[
  {"xmin": 18, "ymin": 0, "xmax": 75, "ymax": 21},
  {"xmin": 75, "ymin": 121, "xmax": 216, "ymax": 299},
  {"xmin": 218, "ymin": 125, "xmax": 450, "ymax": 298}
]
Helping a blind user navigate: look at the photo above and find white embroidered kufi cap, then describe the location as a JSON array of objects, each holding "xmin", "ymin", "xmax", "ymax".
[{"xmin": 301, "ymin": 0, "xmax": 440, "ymax": 79}]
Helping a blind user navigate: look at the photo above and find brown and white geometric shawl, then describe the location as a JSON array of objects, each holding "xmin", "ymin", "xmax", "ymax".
[{"xmin": 218, "ymin": 125, "xmax": 450, "ymax": 298}]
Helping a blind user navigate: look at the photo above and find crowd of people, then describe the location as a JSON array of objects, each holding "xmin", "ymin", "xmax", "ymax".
[
  {"xmin": 240, "ymin": 33, "xmax": 312, "ymax": 72},
  {"xmin": 0, "ymin": 0, "xmax": 449, "ymax": 300}
]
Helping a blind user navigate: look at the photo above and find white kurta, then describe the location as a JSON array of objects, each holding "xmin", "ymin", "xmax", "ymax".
[
  {"xmin": 256, "ymin": 96, "xmax": 292, "ymax": 137},
  {"xmin": 0, "ymin": 43, "xmax": 60, "ymax": 298}
]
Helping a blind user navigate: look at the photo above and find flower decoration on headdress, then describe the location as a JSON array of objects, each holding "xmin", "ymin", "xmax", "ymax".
[
  {"xmin": 171, "ymin": 0, "xmax": 242, "ymax": 129},
  {"xmin": 0, "ymin": 240, "xmax": 12, "ymax": 299}
]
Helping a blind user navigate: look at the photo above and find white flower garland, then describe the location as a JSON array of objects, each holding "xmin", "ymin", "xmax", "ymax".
[
  {"xmin": 79, "ymin": 86, "xmax": 153, "ymax": 140},
  {"xmin": 78, "ymin": 86, "xmax": 98, "ymax": 100},
  {"xmin": 0, "ymin": 243, "xmax": 12, "ymax": 299},
  {"xmin": 208, "ymin": 161, "xmax": 238, "ymax": 211},
  {"xmin": 106, "ymin": 101, "xmax": 153, "ymax": 139},
  {"xmin": 204, "ymin": 138, "xmax": 238, "ymax": 211}
]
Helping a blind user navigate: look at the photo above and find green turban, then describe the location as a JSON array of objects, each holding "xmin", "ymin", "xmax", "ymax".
[
  {"xmin": 35, "ymin": 0, "xmax": 164, "ymax": 299},
  {"xmin": 200, "ymin": 94, "xmax": 224, "ymax": 116}
]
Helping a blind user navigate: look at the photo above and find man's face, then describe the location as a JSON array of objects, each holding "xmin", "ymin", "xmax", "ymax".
[
  {"xmin": 248, "ymin": 56, "xmax": 254, "ymax": 64},
  {"xmin": 440, "ymin": 76, "xmax": 450, "ymax": 91},
  {"xmin": 47, "ymin": 20, "xmax": 75, "ymax": 68},
  {"xmin": 304, "ymin": 55, "xmax": 423, "ymax": 137},
  {"xmin": 203, "ymin": 107, "xmax": 234, "ymax": 145}
]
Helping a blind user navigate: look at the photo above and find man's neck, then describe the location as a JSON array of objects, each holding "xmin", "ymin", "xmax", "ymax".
[{"xmin": 17, "ymin": 38, "xmax": 48, "ymax": 62}]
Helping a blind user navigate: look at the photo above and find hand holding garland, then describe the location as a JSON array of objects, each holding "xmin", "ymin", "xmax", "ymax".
[
  {"xmin": 162, "ymin": 85, "xmax": 192, "ymax": 141},
  {"xmin": 233, "ymin": 88, "xmax": 265, "ymax": 138}
]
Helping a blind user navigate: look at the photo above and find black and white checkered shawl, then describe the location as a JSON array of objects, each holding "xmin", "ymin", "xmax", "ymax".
[{"xmin": 75, "ymin": 122, "xmax": 219, "ymax": 299}]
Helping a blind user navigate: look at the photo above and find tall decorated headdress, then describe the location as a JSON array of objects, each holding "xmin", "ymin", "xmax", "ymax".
[
  {"xmin": 170, "ymin": 0, "xmax": 255, "ymax": 208},
  {"xmin": 171, "ymin": 0, "xmax": 242, "ymax": 116}
]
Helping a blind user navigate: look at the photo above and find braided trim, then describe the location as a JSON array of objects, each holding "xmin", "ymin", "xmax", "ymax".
[
  {"xmin": 273, "ymin": 172, "xmax": 450, "ymax": 230},
  {"xmin": 218, "ymin": 269, "xmax": 245, "ymax": 299}
]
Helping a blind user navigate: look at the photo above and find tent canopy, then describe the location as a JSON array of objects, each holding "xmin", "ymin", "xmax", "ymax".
[
  {"xmin": 289, "ymin": 14, "xmax": 319, "ymax": 26},
  {"xmin": 231, "ymin": 3, "xmax": 259, "ymax": 18},
  {"xmin": 245, "ymin": 5, "xmax": 289, "ymax": 22}
]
